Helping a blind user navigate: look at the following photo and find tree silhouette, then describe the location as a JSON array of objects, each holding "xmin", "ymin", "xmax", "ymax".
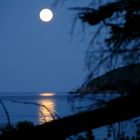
[
  {"xmin": 70, "ymin": 0, "xmax": 140, "ymax": 82},
  {"xmin": 69, "ymin": 1, "xmax": 140, "ymax": 139}
]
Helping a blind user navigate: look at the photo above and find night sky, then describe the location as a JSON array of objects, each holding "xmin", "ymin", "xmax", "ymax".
[{"xmin": 0, "ymin": 0, "xmax": 89, "ymax": 93}]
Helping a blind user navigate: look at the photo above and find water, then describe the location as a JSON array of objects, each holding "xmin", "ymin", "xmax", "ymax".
[
  {"xmin": 0, "ymin": 92, "xmax": 120, "ymax": 125},
  {"xmin": 0, "ymin": 92, "xmax": 136, "ymax": 139},
  {"xmin": 0, "ymin": 92, "xmax": 109, "ymax": 139},
  {"xmin": 0, "ymin": 92, "xmax": 75, "ymax": 125}
]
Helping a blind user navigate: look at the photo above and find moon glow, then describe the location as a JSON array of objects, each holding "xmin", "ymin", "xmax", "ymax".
[{"xmin": 39, "ymin": 9, "xmax": 53, "ymax": 22}]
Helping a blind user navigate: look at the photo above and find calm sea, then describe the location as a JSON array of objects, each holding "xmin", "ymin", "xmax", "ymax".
[
  {"xmin": 0, "ymin": 92, "xmax": 121, "ymax": 125},
  {"xmin": 0, "ymin": 93, "xmax": 134, "ymax": 139},
  {"xmin": 0, "ymin": 92, "xmax": 76, "ymax": 125}
]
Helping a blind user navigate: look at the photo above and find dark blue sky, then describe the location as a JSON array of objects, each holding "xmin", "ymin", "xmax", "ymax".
[{"xmin": 0, "ymin": 0, "xmax": 89, "ymax": 92}]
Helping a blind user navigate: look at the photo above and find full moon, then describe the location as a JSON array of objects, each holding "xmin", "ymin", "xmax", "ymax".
[{"xmin": 39, "ymin": 9, "xmax": 53, "ymax": 22}]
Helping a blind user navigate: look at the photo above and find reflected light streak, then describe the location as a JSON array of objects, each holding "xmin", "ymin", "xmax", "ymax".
[
  {"xmin": 38, "ymin": 99, "xmax": 56, "ymax": 124},
  {"xmin": 39, "ymin": 92, "xmax": 55, "ymax": 97}
]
